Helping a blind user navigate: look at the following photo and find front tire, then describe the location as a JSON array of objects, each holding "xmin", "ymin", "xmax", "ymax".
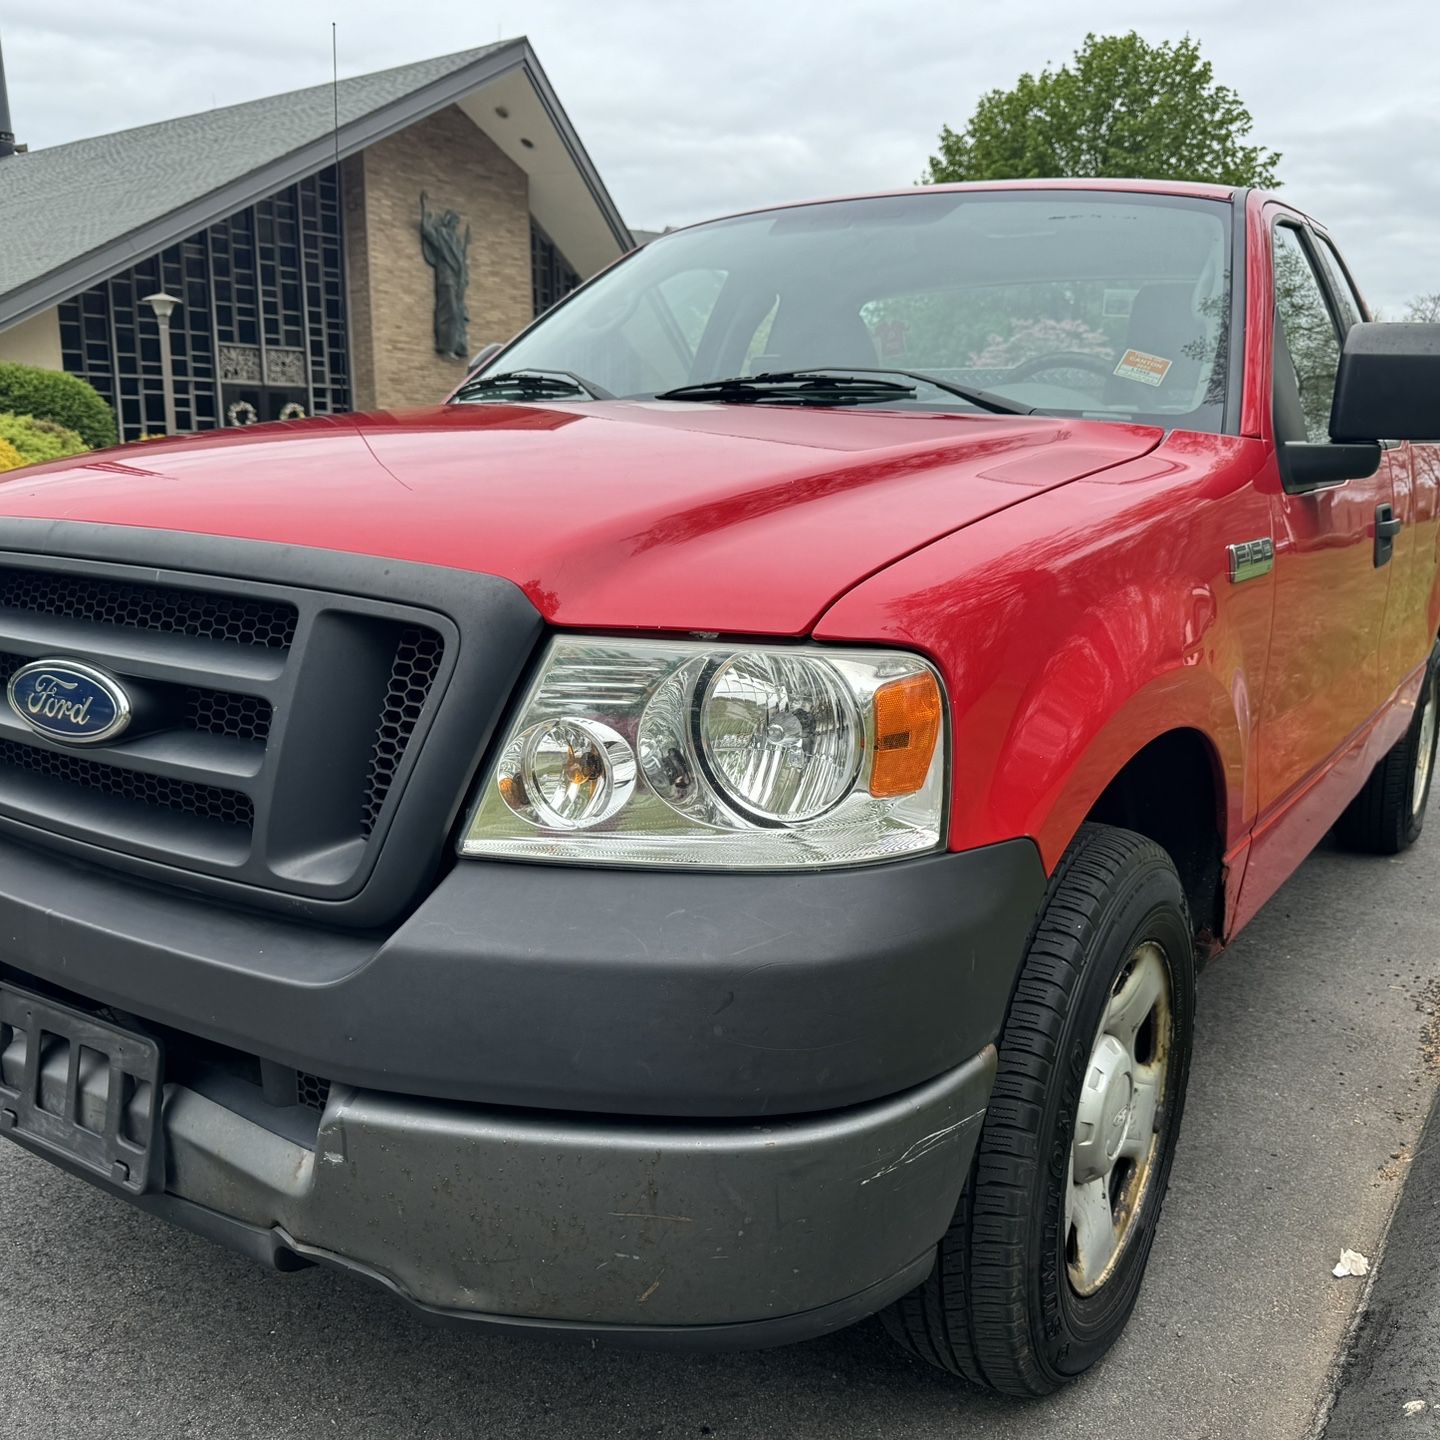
[
  {"xmin": 882, "ymin": 824, "xmax": 1196, "ymax": 1395},
  {"xmin": 1338, "ymin": 641, "xmax": 1440, "ymax": 856}
]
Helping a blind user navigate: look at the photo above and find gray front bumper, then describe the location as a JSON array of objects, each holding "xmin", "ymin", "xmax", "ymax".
[{"xmin": 151, "ymin": 1047, "xmax": 994, "ymax": 1344}]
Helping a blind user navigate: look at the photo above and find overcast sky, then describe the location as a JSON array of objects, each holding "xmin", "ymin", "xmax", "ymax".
[{"xmin": 3, "ymin": 0, "xmax": 1436, "ymax": 312}]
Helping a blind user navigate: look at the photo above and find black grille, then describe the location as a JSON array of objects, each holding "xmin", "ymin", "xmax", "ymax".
[
  {"xmin": 0, "ymin": 739, "xmax": 254, "ymax": 828},
  {"xmin": 183, "ymin": 688, "xmax": 271, "ymax": 742},
  {"xmin": 296, "ymin": 1071, "xmax": 332, "ymax": 1112},
  {"xmin": 0, "ymin": 568, "xmax": 297, "ymax": 649},
  {"xmin": 361, "ymin": 626, "xmax": 444, "ymax": 836},
  {"xmin": 0, "ymin": 546, "xmax": 480, "ymax": 924}
]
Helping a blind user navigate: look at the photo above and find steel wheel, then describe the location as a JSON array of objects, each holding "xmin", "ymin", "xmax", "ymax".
[
  {"xmin": 1066, "ymin": 939, "xmax": 1172, "ymax": 1296},
  {"xmin": 882, "ymin": 824, "xmax": 1196, "ymax": 1395}
]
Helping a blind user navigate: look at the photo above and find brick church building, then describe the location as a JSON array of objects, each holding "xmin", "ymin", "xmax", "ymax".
[{"xmin": 0, "ymin": 40, "xmax": 633, "ymax": 439}]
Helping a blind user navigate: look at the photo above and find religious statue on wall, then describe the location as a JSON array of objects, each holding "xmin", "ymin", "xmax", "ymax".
[{"xmin": 420, "ymin": 192, "xmax": 472, "ymax": 359}]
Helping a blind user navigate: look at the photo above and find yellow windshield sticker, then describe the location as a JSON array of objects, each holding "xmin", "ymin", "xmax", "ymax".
[{"xmin": 1113, "ymin": 349, "xmax": 1173, "ymax": 387}]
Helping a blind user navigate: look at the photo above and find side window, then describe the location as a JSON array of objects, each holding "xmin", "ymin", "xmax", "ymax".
[
  {"xmin": 1313, "ymin": 237, "xmax": 1365, "ymax": 332},
  {"xmin": 1272, "ymin": 225, "xmax": 1343, "ymax": 444}
]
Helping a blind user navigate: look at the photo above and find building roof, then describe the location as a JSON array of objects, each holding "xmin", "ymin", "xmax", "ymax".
[{"xmin": 0, "ymin": 40, "xmax": 632, "ymax": 331}]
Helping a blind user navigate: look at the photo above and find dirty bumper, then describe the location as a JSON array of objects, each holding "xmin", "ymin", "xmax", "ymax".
[{"xmin": 151, "ymin": 1049, "xmax": 994, "ymax": 1346}]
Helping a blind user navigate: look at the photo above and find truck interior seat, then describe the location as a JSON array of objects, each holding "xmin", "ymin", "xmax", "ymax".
[
  {"xmin": 763, "ymin": 305, "xmax": 880, "ymax": 372},
  {"xmin": 1103, "ymin": 282, "xmax": 1210, "ymax": 407}
]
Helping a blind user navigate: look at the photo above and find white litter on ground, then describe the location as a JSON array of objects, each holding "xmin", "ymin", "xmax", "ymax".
[
  {"xmin": 1333, "ymin": 1249, "xmax": 1371, "ymax": 1278},
  {"xmin": 1403, "ymin": 1399, "xmax": 1427, "ymax": 1417}
]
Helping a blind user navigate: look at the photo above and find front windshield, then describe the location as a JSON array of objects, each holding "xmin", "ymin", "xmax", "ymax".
[{"xmin": 465, "ymin": 190, "xmax": 1233, "ymax": 431}]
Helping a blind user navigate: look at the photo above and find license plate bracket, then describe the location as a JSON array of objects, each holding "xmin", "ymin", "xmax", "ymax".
[{"xmin": 0, "ymin": 982, "xmax": 163, "ymax": 1195}]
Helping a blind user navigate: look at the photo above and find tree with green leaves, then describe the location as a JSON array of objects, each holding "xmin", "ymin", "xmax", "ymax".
[{"xmin": 925, "ymin": 32, "xmax": 1281, "ymax": 189}]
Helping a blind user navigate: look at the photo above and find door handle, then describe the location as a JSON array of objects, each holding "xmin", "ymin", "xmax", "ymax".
[{"xmin": 1375, "ymin": 504, "xmax": 1403, "ymax": 568}]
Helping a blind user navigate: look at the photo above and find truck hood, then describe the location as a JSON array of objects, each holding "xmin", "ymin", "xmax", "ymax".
[{"xmin": 0, "ymin": 403, "xmax": 1162, "ymax": 634}]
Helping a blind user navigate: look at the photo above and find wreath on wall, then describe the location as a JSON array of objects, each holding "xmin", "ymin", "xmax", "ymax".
[
  {"xmin": 226, "ymin": 400, "xmax": 259, "ymax": 427},
  {"xmin": 278, "ymin": 402, "xmax": 307, "ymax": 422}
]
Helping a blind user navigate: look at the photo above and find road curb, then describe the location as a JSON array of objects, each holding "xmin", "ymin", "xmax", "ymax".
[{"xmin": 1317, "ymin": 1087, "xmax": 1440, "ymax": 1437}]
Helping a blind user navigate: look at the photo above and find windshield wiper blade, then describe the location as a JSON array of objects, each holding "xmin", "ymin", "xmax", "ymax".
[
  {"xmin": 654, "ymin": 371, "xmax": 917, "ymax": 405},
  {"xmin": 455, "ymin": 368, "xmax": 613, "ymax": 402},
  {"xmin": 835, "ymin": 368, "xmax": 1035, "ymax": 416},
  {"xmin": 654, "ymin": 368, "xmax": 1033, "ymax": 415}
]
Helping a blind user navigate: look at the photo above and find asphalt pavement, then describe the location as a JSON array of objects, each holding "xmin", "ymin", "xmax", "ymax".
[{"xmin": 2, "ymin": 828, "xmax": 1438, "ymax": 1440}]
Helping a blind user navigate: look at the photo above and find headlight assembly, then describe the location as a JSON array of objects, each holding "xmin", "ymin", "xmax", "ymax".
[{"xmin": 459, "ymin": 637, "xmax": 947, "ymax": 868}]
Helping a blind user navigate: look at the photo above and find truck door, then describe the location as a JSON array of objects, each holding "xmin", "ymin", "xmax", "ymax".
[
  {"xmin": 1255, "ymin": 218, "xmax": 1396, "ymax": 815},
  {"xmin": 1311, "ymin": 229, "xmax": 1437, "ymax": 695}
]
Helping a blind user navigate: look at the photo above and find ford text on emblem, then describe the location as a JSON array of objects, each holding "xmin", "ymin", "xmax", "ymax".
[{"xmin": 6, "ymin": 659, "xmax": 133, "ymax": 745}]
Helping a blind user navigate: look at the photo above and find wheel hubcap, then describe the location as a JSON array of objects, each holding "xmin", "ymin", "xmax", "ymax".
[
  {"xmin": 1414, "ymin": 672, "xmax": 1438, "ymax": 820},
  {"xmin": 1066, "ymin": 940, "xmax": 1172, "ymax": 1297}
]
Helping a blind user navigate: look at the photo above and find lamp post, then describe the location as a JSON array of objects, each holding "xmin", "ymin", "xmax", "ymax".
[{"xmin": 143, "ymin": 291, "xmax": 182, "ymax": 435}]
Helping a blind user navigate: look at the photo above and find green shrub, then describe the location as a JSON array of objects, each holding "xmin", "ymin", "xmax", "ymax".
[
  {"xmin": 0, "ymin": 362, "xmax": 117, "ymax": 449},
  {"xmin": 0, "ymin": 412, "xmax": 90, "ymax": 466},
  {"xmin": 0, "ymin": 436, "xmax": 24, "ymax": 472}
]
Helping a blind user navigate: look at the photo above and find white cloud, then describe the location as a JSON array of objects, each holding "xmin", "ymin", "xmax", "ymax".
[{"xmin": 3, "ymin": 0, "xmax": 1437, "ymax": 308}]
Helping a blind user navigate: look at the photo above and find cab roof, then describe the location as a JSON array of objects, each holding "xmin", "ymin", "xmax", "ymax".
[{"xmin": 659, "ymin": 178, "xmax": 1253, "ymax": 240}]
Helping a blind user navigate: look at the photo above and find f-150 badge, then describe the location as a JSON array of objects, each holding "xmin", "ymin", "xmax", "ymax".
[{"xmin": 1228, "ymin": 538, "xmax": 1275, "ymax": 585}]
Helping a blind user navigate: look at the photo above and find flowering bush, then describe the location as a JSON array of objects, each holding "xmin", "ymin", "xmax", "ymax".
[
  {"xmin": 968, "ymin": 316, "xmax": 1112, "ymax": 369},
  {"xmin": 0, "ymin": 412, "xmax": 91, "ymax": 467},
  {"xmin": 0, "ymin": 436, "xmax": 25, "ymax": 472}
]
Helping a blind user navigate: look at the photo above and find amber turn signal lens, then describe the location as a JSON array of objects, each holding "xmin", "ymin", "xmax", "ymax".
[{"xmin": 869, "ymin": 672, "xmax": 942, "ymax": 797}]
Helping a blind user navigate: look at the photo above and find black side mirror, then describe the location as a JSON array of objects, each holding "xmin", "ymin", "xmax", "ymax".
[
  {"xmin": 1273, "ymin": 313, "xmax": 1380, "ymax": 493},
  {"xmin": 1282, "ymin": 441, "xmax": 1381, "ymax": 492},
  {"xmin": 1331, "ymin": 322, "xmax": 1440, "ymax": 442}
]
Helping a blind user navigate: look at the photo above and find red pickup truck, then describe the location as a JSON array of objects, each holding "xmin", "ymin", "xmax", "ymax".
[{"xmin": 0, "ymin": 179, "xmax": 1436, "ymax": 1396}]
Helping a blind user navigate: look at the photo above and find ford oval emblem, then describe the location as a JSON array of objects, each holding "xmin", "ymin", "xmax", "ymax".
[{"xmin": 7, "ymin": 659, "xmax": 133, "ymax": 745}]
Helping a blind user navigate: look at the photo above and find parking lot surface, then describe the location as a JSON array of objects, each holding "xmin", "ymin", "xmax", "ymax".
[{"xmin": 2, "ymin": 830, "xmax": 1437, "ymax": 1440}]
